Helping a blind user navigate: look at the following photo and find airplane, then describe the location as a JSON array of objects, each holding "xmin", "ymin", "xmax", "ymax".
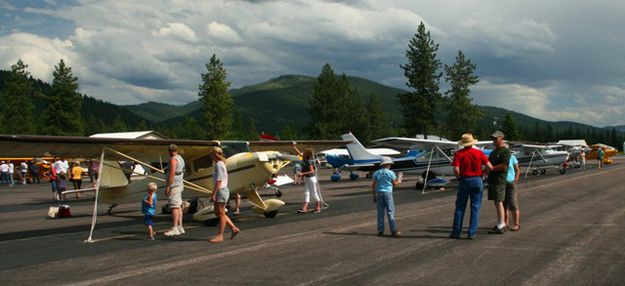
[
  {"xmin": 0, "ymin": 135, "xmax": 348, "ymax": 242},
  {"xmin": 586, "ymin": 143, "xmax": 617, "ymax": 164}
]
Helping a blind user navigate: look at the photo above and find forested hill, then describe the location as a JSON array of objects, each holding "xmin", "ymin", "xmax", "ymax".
[
  {"xmin": 0, "ymin": 70, "xmax": 148, "ymax": 134},
  {"xmin": 1, "ymin": 69, "xmax": 622, "ymax": 148}
]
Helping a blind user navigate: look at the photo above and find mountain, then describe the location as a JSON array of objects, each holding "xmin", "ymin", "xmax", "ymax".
[
  {"xmin": 149, "ymin": 74, "xmax": 406, "ymax": 134},
  {"xmin": 122, "ymin": 101, "xmax": 198, "ymax": 123}
]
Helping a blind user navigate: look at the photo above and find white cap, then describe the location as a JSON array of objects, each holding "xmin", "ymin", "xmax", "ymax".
[{"xmin": 380, "ymin": 157, "xmax": 393, "ymax": 165}]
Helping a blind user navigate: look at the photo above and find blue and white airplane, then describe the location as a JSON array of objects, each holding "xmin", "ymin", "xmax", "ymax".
[{"xmin": 326, "ymin": 133, "xmax": 457, "ymax": 181}]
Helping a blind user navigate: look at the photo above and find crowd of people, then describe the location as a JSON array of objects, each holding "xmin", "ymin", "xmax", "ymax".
[{"xmin": 0, "ymin": 160, "xmax": 38, "ymax": 186}]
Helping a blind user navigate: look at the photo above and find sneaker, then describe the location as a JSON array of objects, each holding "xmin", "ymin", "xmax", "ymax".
[
  {"xmin": 149, "ymin": 236, "xmax": 155, "ymax": 240},
  {"xmin": 378, "ymin": 232, "xmax": 384, "ymax": 236},
  {"xmin": 449, "ymin": 232, "xmax": 461, "ymax": 239},
  {"xmin": 488, "ymin": 227, "xmax": 505, "ymax": 234},
  {"xmin": 313, "ymin": 209, "xmax": 321, "ymax": 213},
  {"xmin": 392, "ymin": 231, "xmax": 402, "ymax": 238},
  {"xmin": 467, "ymin": 234, "xmax": 476, "ymax": 240},
  {"xmin": 177, "ymin": 226, "xmax": 185, "ymax": 234},
  {"xmin": 164, "ymin": 227, "xmax": 180, "ymax": 236}
]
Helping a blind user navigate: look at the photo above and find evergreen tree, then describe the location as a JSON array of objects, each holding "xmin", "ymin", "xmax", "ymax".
[
  {"xmin": 111, "ymin": 115, "xmax": 128, "ymax": 132},
  {"xmin": 178, "ymin": 116, "xmax": 203, "ymax": 139},
  {"xmin": 199, "ymin": 54, "xmax": 233, "ymax": 139},
  {"xmin": 40, "ymin": 59, "xmax": 83, "ymax": 135},
  {"xmin": 501, "ymin": 113, "xmax": 521, "ymax": 141},
  {"xmin": 367, "ymin": 95, "xmax": 393, "ymax": 140},
  {"xmin": 341, "ymin": 75, "xmax": 369, "ymax": 143},
  {"xmin": 443, "ymin": 50, "xmax": 481, "ymax": 139},
  {"xmin": 307, "ymin": 63, "xmax": 356, "ymax": 139},
  {"xmin": 544, "ymin": 124, "xmax": 554, "ymax": 142},
  {"xmin": 0, "ymin": 59, "xmax": 35, "ymax": 134},
  {"xmin": 397, "ymin": 22, "xmax": 442, "ymax": 137},
  {"xmin": 280, "ymin": 124, "xmax": 298, "ymax": 140}
]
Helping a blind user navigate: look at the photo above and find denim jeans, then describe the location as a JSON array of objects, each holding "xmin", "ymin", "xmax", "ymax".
[
  {"xmin": 376, "ymin": 192, "xmax": 397, "ymax": 233},
  {"xmin": 1, "ymin": 172, "xmax": 8, "ymax": 185},
  {"xmin": 452, "ymin": 176, "xmax": 483, "ymax": 237}
]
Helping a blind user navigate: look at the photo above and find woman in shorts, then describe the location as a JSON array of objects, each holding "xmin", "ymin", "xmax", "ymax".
[{"xmin": 208, "ymin": 147, "xmax": 240, "ymax": 243}]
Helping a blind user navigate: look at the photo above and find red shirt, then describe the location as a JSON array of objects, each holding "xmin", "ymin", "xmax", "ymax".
[{"xmin": 452, "ymin": 147, "xmax": 489, "ymax": 177}]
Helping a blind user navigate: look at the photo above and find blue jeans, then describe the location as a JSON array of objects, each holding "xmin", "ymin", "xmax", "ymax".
[
  {"xmin": 50, "ymin": 180, "xmax": 59, "ymax": 194},
  {"xmin": 1, "ymin": 172, "xmax": 8, "ymax": 185},
  {"xmin": 452, "ymin": 176, "xmax": 483, "ymax": 237},
  {"xmin": 376, "ymin": 192, "xmax": 397, "ymax": 233}
]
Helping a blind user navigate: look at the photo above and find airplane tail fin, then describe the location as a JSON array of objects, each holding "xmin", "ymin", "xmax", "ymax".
[{"xmin": 341, "ymin": 132, "xmax": 383, "ymax": 161}]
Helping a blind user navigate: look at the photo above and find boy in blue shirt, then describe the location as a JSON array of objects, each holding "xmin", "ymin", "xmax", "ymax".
[
  {"xmin": 372, "ymin": 157, "xmax": 402, "ymax": 237},
  {"xmin": 142, "ymin": 182, "xmax": 158, "ymax": 240}
]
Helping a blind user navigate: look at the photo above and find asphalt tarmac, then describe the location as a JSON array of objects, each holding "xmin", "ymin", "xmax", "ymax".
[{"xmin": 1, "ymin": 159, "xmax": 624, "ymax": 285}]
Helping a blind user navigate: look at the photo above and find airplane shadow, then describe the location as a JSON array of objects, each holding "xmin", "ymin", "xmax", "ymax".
[{"xmin": 323, "ymin": 231, "xmax": 448, "ymax": 239}]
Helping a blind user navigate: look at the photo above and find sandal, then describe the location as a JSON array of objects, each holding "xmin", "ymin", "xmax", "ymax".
[
  {"xmin": 510, "ymin": 224, "xmax": 521, "ymax": 231},
  {"xmin": 297, "ymin": 209, "xmax": 308, "ymax": 213}
]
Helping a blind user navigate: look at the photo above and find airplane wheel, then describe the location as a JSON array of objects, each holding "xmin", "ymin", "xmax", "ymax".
[
  {"xmin": 275, "ymin": 190, "xmax": 282, "ymax": 198},
  {"xmin": 264, "ymin": 210, "xmax": 278, "ymax": 218},
  {"xmin": 559, "ymin": 168, "xmax": 566, "ymax": 174},
  {"xmin": 540, "ymin": 169, "xmax": 547, "ymax": 175},
  {"xmin": 107, "ymin": 204, "xmax": 119, "ymax": 215},
  {"xmin": 349, "ymin": 173, "xmax": 359, "ymax": 181},
  {"xmin": 532, "ymin": 169, "xmax": 539, "ymax": 175}
]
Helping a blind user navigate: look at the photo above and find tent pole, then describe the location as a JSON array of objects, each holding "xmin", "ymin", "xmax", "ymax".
[{"xmin": 422, "ymin": 147, "xmax": 434, "ymax": 194}]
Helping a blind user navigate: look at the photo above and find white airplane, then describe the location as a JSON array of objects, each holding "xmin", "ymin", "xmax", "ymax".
[
  {"xmin": 0, "ymin": 135, "xmax": 348, "ymax": 242},
  {"xmin": 478, "ymin": 141, "xmax": 570, "ymax": 176}
]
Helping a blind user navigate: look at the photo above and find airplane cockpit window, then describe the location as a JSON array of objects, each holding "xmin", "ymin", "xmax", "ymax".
[
  {"xmin": 193, "ymin": 155, "xmax": 213, "ymax": 172},
  {"xmin": 220, "ymin": 141, "xmax": 250, "ymax": 158}
]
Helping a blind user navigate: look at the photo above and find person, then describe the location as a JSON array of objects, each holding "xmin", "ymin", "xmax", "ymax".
[
  {"xmin": 487, "ymin": 131, "xmax": 511, "ymax": 235},
  {"xmin": 164, "ymin": 144, "xmax": 186, "ymax": 236},
  {"xmin": 71, "ymin": 161, "xmax": 83, "ymax": 199},
  {"xmin": 450, "ymin": 133, "xmax": 493, "ymax": 239},
  {"xmin": 232, "ymin": 193, "xmax": 241, "ymax": 215},
  {"xmin": 372, "ymin": 157, "xmax": 402, "ymax": 237},
  {"xmin": 29, "ymin": 161, "xmax": 40, "ymax": 184},
  {"xmin": 292, "ymin": 144, "xmax": 321, "ymax": 213},
  {"xmin": 142, "ymin": 182, "xmax": 158, "ymax": 240},
  {"xmin": 293, "ymin": 160, "xmax": 302, "ymax": 185},
  {"xmin": 0, "ymin": 161, "xmax": 8, "ymax": 186},
  {"xmin": 48, "ymin": 165, "xmax": 59, "ymax": 200},
  {"xmin": 597, "ymin": 147, "xmax": 604, "ymax": 169},
  {"xmin": 208, "ymin": 146, "xmax": 240, "ymax": 243},
  {"xmin": 8, "ymin": 161, "xmax": 15, "ymax": 186},
  {"xmin": 20, "ymin": 161, "xmax": 28, "ymax": 185},
  {"xmin": 89, "ymin": 160, "xmax": 100, "ymax": 184},
  {"xmin": 504, "ymin": 153, "xmax": 521, "ymax": 231},
  {"xmin": 579, "ymin": 149, "xmax": 586, "ymax": 170},
  {"xmin": 58, "ymin": 172, "xmax": 67, "ymax": 201}
]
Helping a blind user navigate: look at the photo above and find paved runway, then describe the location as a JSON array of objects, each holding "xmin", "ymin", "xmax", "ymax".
[{"xmin": 1, "ymin": 159, "xmax": 624, "ymax": 285}]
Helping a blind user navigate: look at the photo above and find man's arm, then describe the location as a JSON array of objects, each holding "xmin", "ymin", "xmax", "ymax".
[
  {"xmin": 371, "ymin": 178, "xmax": 377, "ymax": 203},
  {"xmin": 165, "ymin": 157, "xmax": 177, "ymax": 196},
  {"xmin": 454, "ymin": 166, "xmax": 460, "ymax": 180},
  {"xmin": 514, "ymin": 163, "xmax": 521, "ymax": 183}
]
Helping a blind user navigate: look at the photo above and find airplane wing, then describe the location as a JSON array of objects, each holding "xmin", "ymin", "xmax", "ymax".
[
  {"xmin": 248, "ymin": 140, "xmax": 351, "ymax": 153},
  {"xmin": 0, "ymin": 135, "xmax": 219, "ymax": 160},
  {"xmin": 371, "ymin": 137, "xmax": 459, "ymax": 151}
]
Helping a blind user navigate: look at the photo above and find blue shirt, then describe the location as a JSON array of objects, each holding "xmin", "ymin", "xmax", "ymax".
[
  {"xmin": 373, "ymin": 168, "xmax": 396, "ymax": 193},
  {"xmin": 142, "ymin": 193, "xmax": 157, "ymax": 215},
  {"xmin": 506, "ymin": 155, "xmax": 518, "ymax": 183}
]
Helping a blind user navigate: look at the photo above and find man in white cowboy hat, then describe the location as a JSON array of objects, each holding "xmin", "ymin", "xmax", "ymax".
[
  {"xmin": 371, "ymin": 157, "xmax": 402, "ymax": 237},
  {"xmin": 487, "ymin": 130, "xmax": 511, "ymax": 234},
  {"xmin": 450, "ymin": 133, "xmax": 492, "ymax": 239}
]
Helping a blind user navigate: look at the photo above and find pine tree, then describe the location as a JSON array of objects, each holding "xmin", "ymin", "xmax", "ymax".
[
  {"xmin": 178, "ymin": 116, "xmax": 203, "ymax": 139},
  {"xmin": 367, "ymin": 95, "xmax": 394, "ymax": 140},
  {"xmin": 0, "ymin": 59, "xmax": 35, "ymax": 134},
  {"xmin": 39, "ymin": 59, "xmax": 83, "ymax": 135},
  {"xmin": 280, "ymin": 124, "xmax": 298, "ymax": 140},
  {"xmin": 501, "ymin": 113, "xmax": 521, "ymax": 141},
  {"xmin": 341, "ymin": 75, "xmax": 369, "ymax": 143},
  {"xmin": 111, "ymin": 115, "xmax": 128, "ymax": 132},
  {"xmin": 199, "ymin": 54, "xmax": 233, "ymax": 139},
  {"xmin": 398, "ymin": 22, "xmax": 442, "ymax": 137},
  {"xmin": 443, "ymin": 50, "xmax": 481, "ymax": 139},
  {"xmin": 307, "ymin": 63, "xmax": 359, "ymax": 139}
]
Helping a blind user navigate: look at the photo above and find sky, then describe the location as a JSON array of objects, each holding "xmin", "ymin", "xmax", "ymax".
[{"xmin": 1, "ymin": 0, "xmax": 624, "ymax": 127}]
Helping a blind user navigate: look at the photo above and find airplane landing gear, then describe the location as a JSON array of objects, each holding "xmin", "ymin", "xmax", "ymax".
[
  {"xmin": 264, "ymin": 210, "xmax": 278, "ymax": 218},
  {"xmin": 107, "ymin": 204, "xmax": 118, "ymax": 215},
  {"xmin": 532, "ymin": 169, "xmax": 539, "ymax": 176},
  {"xmin": 275, "ymin": 190, "xmax": 282, "ymax": 198},
  {"xmin": 559, "ymin": 168, "xmax": 566, "ymax": 174},
  {"xmin": 540, "ymin": 169, "xmax": 547, "ymax": 175}
]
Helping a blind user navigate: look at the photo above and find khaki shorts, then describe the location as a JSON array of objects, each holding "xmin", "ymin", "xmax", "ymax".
[
  {"xmin": 215, "ymin": 188, "xmax": 230, "ymax": 203},
  {"xmin": 168, "ymin": 186, "xmax": 184, "ymax": 208},
  {"xmin": 504, "ymin": 182, "xmax": 519, "ymax": 211},
  {"xmin": 488, "ymin": 183, "xmax": 506, "ymax": 202}
]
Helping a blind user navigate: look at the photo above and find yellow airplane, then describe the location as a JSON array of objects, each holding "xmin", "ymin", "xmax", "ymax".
[
  {"xmin": 586, "ymin": 143, "xmax": 617, "ymax": 164},
  {"xmin": 0, "ymin": 135, "xmax": 348, "ymax": 241}
]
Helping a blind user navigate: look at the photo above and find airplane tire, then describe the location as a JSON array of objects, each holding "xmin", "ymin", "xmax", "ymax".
[
  {"xmin": 540, "ymin": 169, "xmax": 547, "ymax": 175},
  {"xmin": 275, "ymin": 190, "xmax": 282, "ymax": 198},
  {"xmin": 264, "ymin": 210, "xmax": 278, "ymax": 218},
  {"xmin": 532, "ymin": 169, "xmax": 539, "ymax": 175},
  {"xmin": 349, "ymin": 173, "xmax": 359, "ymax": 181},
  {"xmin": 559, "ymin": 168, "xmax": 566, "ymax": 174}
]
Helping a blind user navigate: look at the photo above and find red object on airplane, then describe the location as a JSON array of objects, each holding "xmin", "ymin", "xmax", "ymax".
[{"xmin": 260, "ymin": 133, "xmax": 278, "ymax": 141}]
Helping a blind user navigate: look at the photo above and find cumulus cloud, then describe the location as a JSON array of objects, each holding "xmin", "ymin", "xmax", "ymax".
[{"xmin": 0, "ymin": 0, "xmax": 624, "ymax": 126}]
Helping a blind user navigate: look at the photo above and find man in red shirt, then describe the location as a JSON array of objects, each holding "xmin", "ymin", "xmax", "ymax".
[{"xmin": 450, "ymin": 133, "xmax": 493, "ymax": 239}]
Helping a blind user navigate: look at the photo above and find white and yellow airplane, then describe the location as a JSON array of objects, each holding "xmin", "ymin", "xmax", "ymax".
[{"xmin": 0, "ymin": 135, "xmax": 348, "ymax": 241}]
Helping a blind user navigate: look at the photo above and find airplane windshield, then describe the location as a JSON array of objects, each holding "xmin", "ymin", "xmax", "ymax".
[{"xmin": 220, "ymin": 142, "xmax": 251, "ymax": 158}]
